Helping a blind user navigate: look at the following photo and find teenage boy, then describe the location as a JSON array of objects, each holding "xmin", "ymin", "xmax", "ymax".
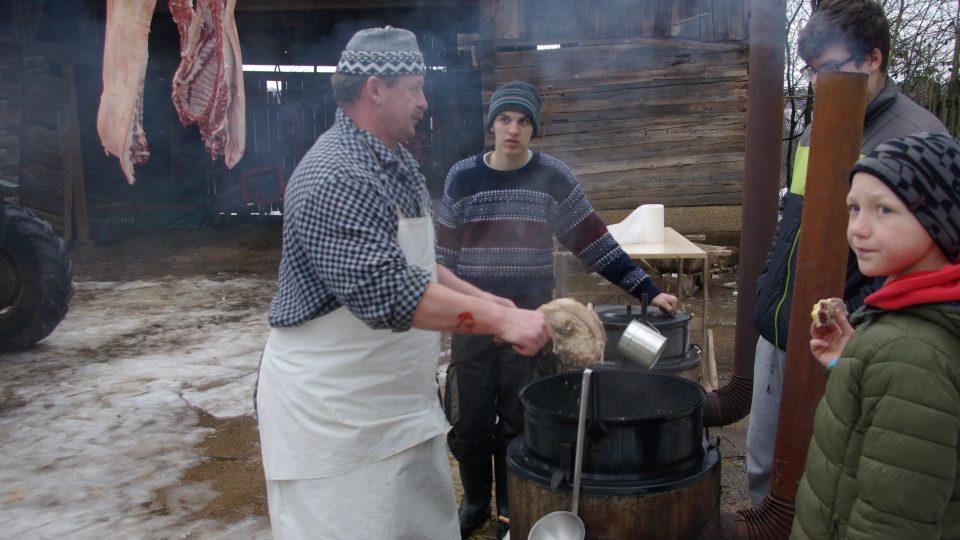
[
  {"xmin": 437, "ymin": 80, "xmax": 678, "ymax": 538},
  {"xmin": 747, "ymin": 0, "xmax": 948, "ymax": 504},
  {"xmin": 791, "ymin": 132, "xmax": 960, "ymax": 539}
]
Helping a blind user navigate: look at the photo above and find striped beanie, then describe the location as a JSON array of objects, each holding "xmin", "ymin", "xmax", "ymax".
[
  {"xmin": 486, "ymin": 81, "xmax": 542, "ymax": 136},
  {"xmin": 851, "ymin": 132, "xmax": 960, "ymax": 261},
  {"xmin": 336, "ymin": 27, "xmax": 426, "ymax": 76}
]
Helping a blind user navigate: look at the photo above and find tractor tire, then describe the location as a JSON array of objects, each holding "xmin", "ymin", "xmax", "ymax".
[{"xmin": 0, "ymin": 204, "xmax": 74, "ymax": 352}]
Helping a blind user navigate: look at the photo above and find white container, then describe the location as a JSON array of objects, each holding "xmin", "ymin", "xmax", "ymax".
[{"xmin": 640, "ymin": 204, "xmax": 664, "ymax": 244}]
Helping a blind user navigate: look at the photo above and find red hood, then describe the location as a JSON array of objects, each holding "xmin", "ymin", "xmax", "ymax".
[{"xmin": 865, "ymin": 263, "xmax": 960, "ymax": 310}]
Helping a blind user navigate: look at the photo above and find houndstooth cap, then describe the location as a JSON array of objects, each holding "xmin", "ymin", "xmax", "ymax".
[{"xmin": 336, "ymin": 26, "xmax": 426, "ymax": 76}]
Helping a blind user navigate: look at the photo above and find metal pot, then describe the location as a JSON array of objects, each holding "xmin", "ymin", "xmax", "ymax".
[
  {"xmin": 520, "ymin": 370, "xmax": 705, "ymax": 478},
  {"xmin": 595, "ymin": 304, "xmax": 691, "ymax": 364}
]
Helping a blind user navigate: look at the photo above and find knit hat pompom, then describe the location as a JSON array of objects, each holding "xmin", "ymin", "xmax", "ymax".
[
  {"xmin": 336, "ymin": 26, "xmax": 426, "ymax": 76},
  {"xmin": 851, "ymin": 132, "xmax": 960, "ymax": 261},
  {"xmin": 486, "ymin": 81, "xmax": 541, "ymax": 136}
]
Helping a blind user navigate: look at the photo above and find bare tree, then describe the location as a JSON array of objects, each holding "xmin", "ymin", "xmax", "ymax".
[
  {"xmin": 781, "ymin": 0, "xmax": 814, "ymax": 189},
  {"xmin": 885, "ymin": 0, "xmax": 957, "ymax": 101}
]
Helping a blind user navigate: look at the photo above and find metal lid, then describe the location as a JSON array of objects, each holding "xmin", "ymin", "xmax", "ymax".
[{"xmin": 594, "ymin": 304, "xmax": 691, "ymax": 329}]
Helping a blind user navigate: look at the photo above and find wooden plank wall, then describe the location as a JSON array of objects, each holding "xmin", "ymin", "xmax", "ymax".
[
  {"xmin": 17, "ymin": 61, "xmax": 86, "ymax": 239},
  {"xmin": 483, "ymin": 0, "xmax": 749, "ymax": 210},
  {"xmin": 489, "ymin": 0, "xmax": 747, "ymax": 42},
  {"xmin": 0, "ymin": 0, "xmax": 23, "ymax": 188},
  {"xmin": 0, "ymin": 42, "xmax": 21, "ymax": 188},
  {"xmin": 241, "ymin": 68, "xmax": 483, "ymax": 201}
]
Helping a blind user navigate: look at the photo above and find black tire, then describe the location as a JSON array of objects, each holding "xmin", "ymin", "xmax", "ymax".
[{"xmin": 0, "ymin": 204, "xmax": 74, "ymax": 352}]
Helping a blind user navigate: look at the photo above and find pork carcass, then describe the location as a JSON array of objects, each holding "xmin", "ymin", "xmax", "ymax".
[
  {"xmin": 170, "ymin": 0, "xmax": 246, "ymax": 168},
  {"xmin": 96, "ymin": 0, "xmax": 158, "ymax": 185},
  {"xmin": 538, "ymin": 298, "xmax": 606, "ymax": 368}
]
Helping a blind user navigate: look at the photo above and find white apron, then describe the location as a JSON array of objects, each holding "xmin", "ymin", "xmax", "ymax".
[{"xmin": 257, "ymin": 198, "xmax": 456, "ymax": 538}]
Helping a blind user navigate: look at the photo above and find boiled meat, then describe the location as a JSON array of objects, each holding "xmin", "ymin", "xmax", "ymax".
[
  {"xmin": 96, "ymin": 0, "xmax": 158, "ymax": 185},
  {"xmin": 170, "ymin": 0, "xmax": 246, "ymax": 167},
  {"xmin": 538, "ymin": 298, "xmax": 606, "ymax": 368}
]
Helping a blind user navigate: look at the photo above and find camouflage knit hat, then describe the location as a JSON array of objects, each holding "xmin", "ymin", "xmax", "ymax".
[
  {"xmin": 336, "ymin": 27, "xmax": 426, "ymax": 76},
  {"xmin": 851, "ymin": 132, "xmax": 960, "ymax": 262},
  {"xmin": 486, "ymin": 81, "xmax": 542, "ymax": 136}
]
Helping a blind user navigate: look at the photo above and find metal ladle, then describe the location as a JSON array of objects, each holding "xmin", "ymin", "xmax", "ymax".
[{"xmin": 527, "ymin": 367, "xmax": 591, "ymax": 540}]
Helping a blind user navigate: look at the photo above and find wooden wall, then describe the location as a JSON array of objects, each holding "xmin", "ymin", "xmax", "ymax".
[
  {"xmin": 4, "ymin": 0, "xmax": 750, "ymax": 238},
  {"xmin": 17, "ymin": 61, "xmax": 87, "ymax": 240},
  {"xmin": 0, "ymin": 42, "xmax": 21, "ymax": 189},
  {"xmin": 482, "ymin": 0, "xmax": 749, "ymax": 211},
  {"xmin": 486, "ymin": 0, "xmax": 747, "ymax": 42}
]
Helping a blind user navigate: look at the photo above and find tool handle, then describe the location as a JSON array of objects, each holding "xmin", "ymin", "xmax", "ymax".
[{"xmin": 572, "ymin": 367, "xmax": 592, "ymax": 514}]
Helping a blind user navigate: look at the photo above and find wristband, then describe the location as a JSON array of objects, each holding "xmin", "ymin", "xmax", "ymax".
[{"xmin": 826, "ymin": 358, "xmax": 839, "ymax": 371}]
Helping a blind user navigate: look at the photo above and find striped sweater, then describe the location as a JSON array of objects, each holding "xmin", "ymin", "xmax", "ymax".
[{"xmin": 437, "ymin": 151, "xmax": 661, "ymax": 301}]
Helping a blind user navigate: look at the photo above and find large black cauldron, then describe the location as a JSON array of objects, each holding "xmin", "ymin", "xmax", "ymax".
[{"xmin": 520, "ymin": 370, "xmax": 705, "ymax": 480}]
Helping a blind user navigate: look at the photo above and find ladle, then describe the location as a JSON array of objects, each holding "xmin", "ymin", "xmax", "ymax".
[{"xmin": 527, "ymin": 367, "xmax": 591, "ymax": 540}]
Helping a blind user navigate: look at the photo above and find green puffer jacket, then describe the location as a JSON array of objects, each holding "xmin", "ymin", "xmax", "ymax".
[{"xmin": 791, "ymin": 303, "xmax": 960, "ymax": 540}]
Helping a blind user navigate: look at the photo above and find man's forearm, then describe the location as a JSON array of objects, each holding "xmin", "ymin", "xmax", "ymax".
[{"xmin": 411, "ymin": 281, "xmax": 508, "ymax": 334}]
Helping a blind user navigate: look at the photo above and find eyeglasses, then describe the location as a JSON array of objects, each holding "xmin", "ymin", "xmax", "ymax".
[{"xmin": 800, "ymin": 55, "xmax": 859, "ymax": 83}]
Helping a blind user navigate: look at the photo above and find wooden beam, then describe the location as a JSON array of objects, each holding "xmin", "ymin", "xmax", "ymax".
[
  {"xmin": 153, "ymin": 0, "xmax": 480, "ymax": 11},
  {"xmin": 65, "ymin": 63, "xmax": 88, "ymax": 243}
]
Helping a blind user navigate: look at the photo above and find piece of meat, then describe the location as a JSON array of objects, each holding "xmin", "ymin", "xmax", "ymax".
[
  {"xmin": 538, "ymin": 298, "xmax": 606, "ymax": 368},
  {"xmin": 170, "ymin": 0, "xmax": 246, "ymax": 167},
  {"xmin": 96, "ymin": 0, "xmax": 158, "ymax": 185},
  {"xmin": 168, "ymin": 0, "xmax": 193, "ymax": 54},
  {"xmin": 811, "ymin": 297, "xmax": 847, "ymax": 328}
]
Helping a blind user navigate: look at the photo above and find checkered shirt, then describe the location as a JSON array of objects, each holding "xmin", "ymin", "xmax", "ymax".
[{"xmin": 268, "ymin": 108, "xmax": 432, "ymax": 330}]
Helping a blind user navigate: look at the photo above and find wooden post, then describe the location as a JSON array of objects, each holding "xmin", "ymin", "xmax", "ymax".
[
  {"xmin": 64, "ymin": 63, "xmax": 89, "ymax": 243},
  {"xmin": 770, "ymin": 71, "xmax": 867, "ymax": 501}
]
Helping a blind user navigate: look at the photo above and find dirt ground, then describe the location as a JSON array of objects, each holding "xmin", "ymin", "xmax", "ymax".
[{"xmin": 8, "ymin": 221, "xmax": 749, "ymax": 538}]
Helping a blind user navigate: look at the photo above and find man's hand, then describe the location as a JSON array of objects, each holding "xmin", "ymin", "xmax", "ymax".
[
  {"xmin": 651, "ymin": 292, "xmax": 679, "ymax": 317},
  {"xmin": 809, "ymin": 308, "xmax": 854, "ymax": 367},
  {"xmin": 495, "ymin": 308, "xmax": 552, "ymax": 356}
]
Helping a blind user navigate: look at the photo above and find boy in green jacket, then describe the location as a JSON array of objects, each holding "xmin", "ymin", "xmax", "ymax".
[{"xmin": 792, "ymin": 132, "xmax": 960, "ymax": 539}]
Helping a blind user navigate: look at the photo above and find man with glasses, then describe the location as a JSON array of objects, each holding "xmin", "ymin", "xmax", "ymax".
[{"xmin": 746, "ymin": 0, "xmax": 947, "ymax": 506}]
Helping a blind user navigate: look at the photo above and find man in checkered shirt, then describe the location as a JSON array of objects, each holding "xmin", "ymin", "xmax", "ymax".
[{"xmin": 254, "ymin": 27, "xmax": 552, "ymax": 539}]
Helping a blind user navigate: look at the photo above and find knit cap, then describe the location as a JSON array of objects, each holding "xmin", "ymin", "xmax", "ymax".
[
  {"xmin": 486, "ymin": 81, "xmax": 541, "ymax": 136},
  {"xmin": 851, "ymin": 132, "xmax": 960, "ymax": 261},
  {"xmin": 336, "ymin": 26, "xmax": 426, "ymax": 76}
]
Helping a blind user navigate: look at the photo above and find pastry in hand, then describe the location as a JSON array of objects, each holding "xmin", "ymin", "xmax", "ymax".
[{"xmin": 811, "ymin": 297, "xmax": 847, "ymax": 328}]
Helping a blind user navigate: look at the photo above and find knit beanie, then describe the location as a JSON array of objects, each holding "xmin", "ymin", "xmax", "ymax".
[
  {"xmin": 336, "ymin": 26, "xmax": 426, "ymax": 76},
  {"xmin": 851, "ymin": 132, "xmax": 960, "ymax": 262},
  {"xmin": 486, "ymin": 81, "xmax": 541, "ymax": 136}
]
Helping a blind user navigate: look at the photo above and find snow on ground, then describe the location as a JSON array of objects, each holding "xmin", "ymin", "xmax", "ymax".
[{"xmin": 0, "ymin": 277, "xmax": 274, "ymax": 539}]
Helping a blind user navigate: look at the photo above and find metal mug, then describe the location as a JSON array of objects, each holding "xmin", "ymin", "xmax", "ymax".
[{"xmin": 617, "ymin": 319, "xmax": 667, "ymax": 369}]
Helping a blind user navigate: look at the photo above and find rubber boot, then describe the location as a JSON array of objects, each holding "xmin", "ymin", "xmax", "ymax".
[
  {"xmin": 494, "ymin": 443, "xmax": 510, "ymax": 540},
  {"xmin": 457, "ymin": 455, "xmax": 493, "ymax": 538}
]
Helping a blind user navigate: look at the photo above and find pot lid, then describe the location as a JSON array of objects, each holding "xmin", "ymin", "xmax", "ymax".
[{"xmin": 594, "ymin": 304, "xmax": 691, "ymax": 327}]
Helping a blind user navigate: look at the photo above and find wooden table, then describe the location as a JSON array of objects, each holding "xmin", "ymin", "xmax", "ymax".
[{"xmin": 619, "ymin": 227, "xmax": 711, "ymax": 367}]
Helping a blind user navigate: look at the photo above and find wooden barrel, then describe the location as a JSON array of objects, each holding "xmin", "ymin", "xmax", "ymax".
[{"xmin": 507, "ymin": 439, "xmax": 721, "ymax": 539}]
